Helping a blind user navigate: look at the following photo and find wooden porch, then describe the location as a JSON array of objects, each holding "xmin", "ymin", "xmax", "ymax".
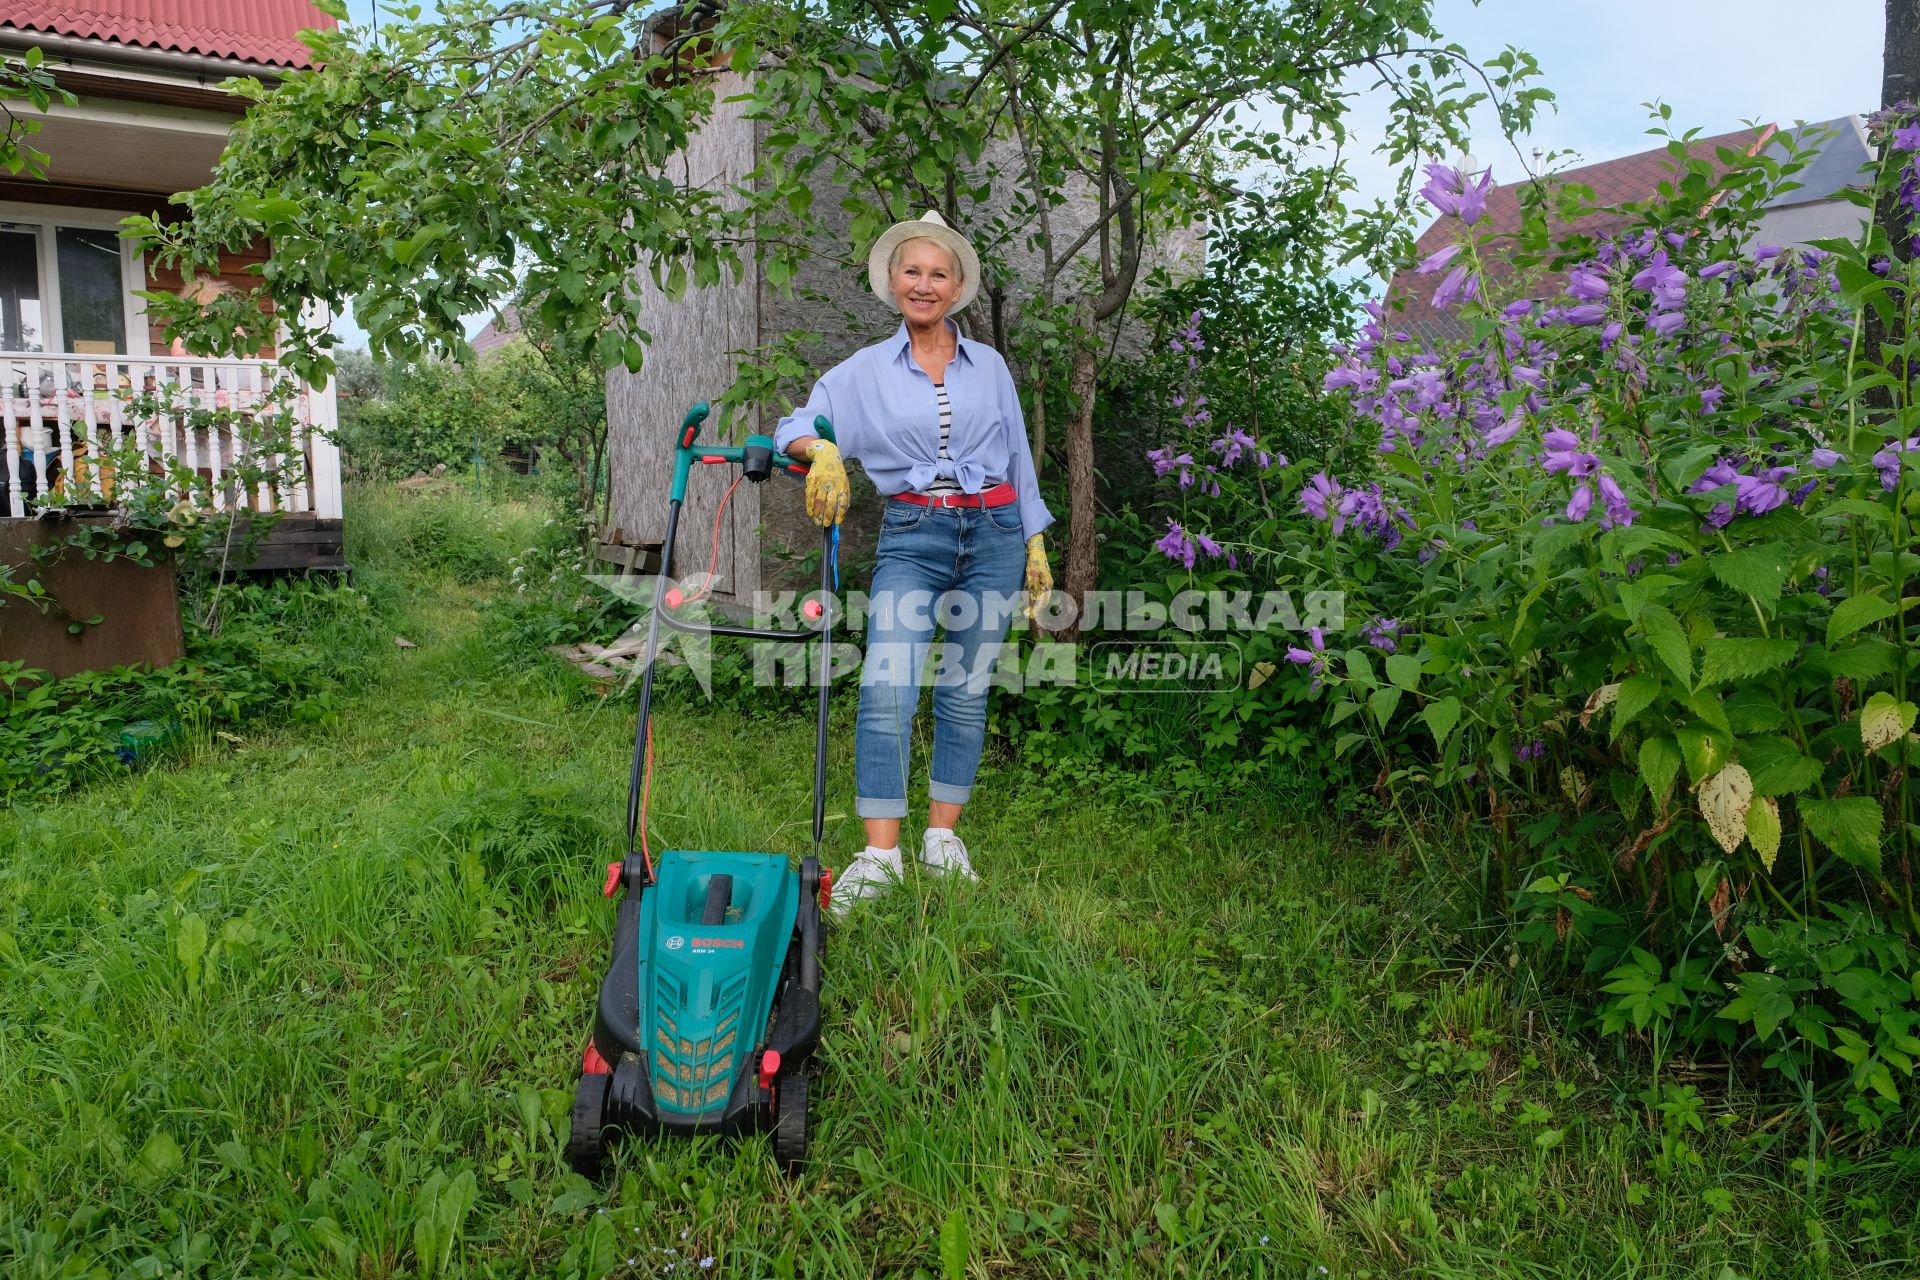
[{"xmin": 2, "ymin": 351, "xmax": 344, "ymax": 570}]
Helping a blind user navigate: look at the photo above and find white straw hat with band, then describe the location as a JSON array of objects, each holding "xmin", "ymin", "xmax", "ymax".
[{"xmin": 867, "ymin": 210, "xmax": 981, "ymax": 313}]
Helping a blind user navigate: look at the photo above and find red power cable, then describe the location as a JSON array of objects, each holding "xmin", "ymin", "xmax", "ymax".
[
  {"xmin": 637, "ymin": 471, "xmax": 745, "ymax": 869},
  {"xmin": 674, "ymin": 472, "xmax": 743, "ymax": 609},
  {"xmin": 638, "ymin": 719, "xmax": 655, "ymax": 879}
]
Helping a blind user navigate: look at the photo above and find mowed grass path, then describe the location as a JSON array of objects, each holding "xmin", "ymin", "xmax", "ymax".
[{"xmin": 3, "ymin": 574, "xmax": 1913, "ymax": 1279}]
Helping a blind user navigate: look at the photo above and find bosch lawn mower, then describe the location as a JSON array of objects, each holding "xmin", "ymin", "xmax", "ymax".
[{"xmin": 567, "ymin": 403, "xmax": 840, "ymax": 1175}]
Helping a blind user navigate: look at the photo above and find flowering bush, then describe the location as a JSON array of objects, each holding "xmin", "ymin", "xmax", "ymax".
[{"xmin": 1144, "ymin": 116, "xmax": 1920, "ymax": 1126}]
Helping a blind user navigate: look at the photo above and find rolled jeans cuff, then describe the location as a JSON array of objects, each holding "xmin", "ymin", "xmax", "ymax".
[
  {"xmin": 928, "ymin": 779, "xmax": 972, "ymax": 805},
  {"xmin": 855, "ymin": 794, "xmax": 909, "ymax": 819}
]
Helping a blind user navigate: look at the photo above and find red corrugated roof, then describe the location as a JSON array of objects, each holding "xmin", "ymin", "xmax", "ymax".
[
  {"xmin": 0, "ymin": 2, "xmax": 338, "ymax": 69},
  {"xmin": 1385, "ymin": 126, "xmax": 1773, "ymax": 342}
]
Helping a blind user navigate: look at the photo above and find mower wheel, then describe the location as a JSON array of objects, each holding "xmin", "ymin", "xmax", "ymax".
[
  {"xmin": 773, "ymin": 1072, "xmax": 810, "ymax": 1170},
  {"xmin": 702, "ymin": 874, "xmax": 734, "ymax": 926},
  {"xmin": 566, "ymin": 1072, "xmax": 611, "ymax": 1177}
]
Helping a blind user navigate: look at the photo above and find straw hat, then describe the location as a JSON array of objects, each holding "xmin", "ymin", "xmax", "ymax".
[{"xmin": 867, "ymin": 210, "xmax": 981, "ymax": 313}]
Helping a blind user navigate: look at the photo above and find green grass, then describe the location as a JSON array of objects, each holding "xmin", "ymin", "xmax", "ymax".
[{"xmin": 3, "ymin": 554, "xmax": 1916, "ymax": 1278}]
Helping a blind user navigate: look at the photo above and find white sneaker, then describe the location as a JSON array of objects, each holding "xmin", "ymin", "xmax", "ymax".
[
  {"xmin": 918, "ymin": 828, "xmax": 977, "ymax": 881},
  {"xmin": 830, "ymin": 846, "xmax": 902, "ymax": 916}
]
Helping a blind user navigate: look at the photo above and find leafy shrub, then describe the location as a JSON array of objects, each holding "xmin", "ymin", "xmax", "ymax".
[
  {"xmin": 1143, "ymin": 115, "xmax": 1920, "ymax": 1125},
  {"xmin": 336, "ymin": 333, "xmax": 608, "ymax": 522},
  {"xmin": 334, "ymin": 357, "xmax": 498, "ymax": 479},
  {"xmin": 999, "ymin": 210, "xmax": 1364, "ymax": 800},
  {"xmin": 2, "ymin": 577, "xmax": 388, "ymax": 803}
]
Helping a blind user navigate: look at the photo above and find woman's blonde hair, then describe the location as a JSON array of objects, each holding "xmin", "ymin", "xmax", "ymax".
[{"xmin": 887, "ymin": 236, "xmax": 964, "ymax": 282}]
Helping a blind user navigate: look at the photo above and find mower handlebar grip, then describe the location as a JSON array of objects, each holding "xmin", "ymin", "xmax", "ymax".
[{"xmin": 678, "ymin": 401, "xmax": 711, "ymax": 449}]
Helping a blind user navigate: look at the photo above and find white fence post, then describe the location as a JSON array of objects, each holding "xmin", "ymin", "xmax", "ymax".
[{"xmin": 298, "ymin": 301, "xmax": 344, "ymax": 520}]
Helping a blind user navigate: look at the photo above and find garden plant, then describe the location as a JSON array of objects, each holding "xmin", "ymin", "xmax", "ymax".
[{"xmin": 1136, "ymin": 112, "xmax": 1920, "ymax": 1141}]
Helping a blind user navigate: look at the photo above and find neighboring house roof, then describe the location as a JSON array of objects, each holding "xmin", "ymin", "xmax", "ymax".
[
  {"xmin": 1386, "ymin": 125, "xmax": 1773, "ymax": 343},
  {"xmin": 0, "ymin": 1, "xmax": 337, "ymax": 69},
  {"xmin": 1761, "ymin": 116, "xmax": 1872, "ymax": 209},
  {"xmin": 468, "ymin": 305, "xmax": 522, "ymax": 357}
]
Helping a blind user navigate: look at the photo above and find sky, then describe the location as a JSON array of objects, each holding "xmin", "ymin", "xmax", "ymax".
[
  {"xmin": 324, "ymin": 0, "xmax": 1886, "ymax": 351},
  {"xmin": 1342, "ymin": 0, "xmax": 1883, "ymax": 202}
]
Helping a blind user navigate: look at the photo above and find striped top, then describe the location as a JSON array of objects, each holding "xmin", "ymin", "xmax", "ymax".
[
  {"xmin": 924, "ymin": 381, "xmax": 960, "ymax": 495},
  {"xmin": 771, "ymin": 320, "xmax": 1057, "ymax": 541}
]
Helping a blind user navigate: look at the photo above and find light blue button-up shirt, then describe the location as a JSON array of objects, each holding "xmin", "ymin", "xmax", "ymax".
[{"xmin": 772, "ymin": 322, "xmax": 1055, "ymax": 541}]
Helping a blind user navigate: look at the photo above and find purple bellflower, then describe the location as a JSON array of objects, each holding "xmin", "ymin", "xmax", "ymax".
[
  {"xmin": 1300, "ymin": 471, "xmax": 1344, "ymax": 527},
  {"xmin": 1362, "ymin": 616, "xmax": 1403, "ymax": 654}
]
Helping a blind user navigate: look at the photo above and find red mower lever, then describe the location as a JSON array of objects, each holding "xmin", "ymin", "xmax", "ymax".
[
  {"xmin": 603, "ymin": 862, "xmax": 622, "ymax": 897},
  {"xmin": 820, "ymin": 867, "xmax": 834, "ymax": 911},
  {"xmin": 802, "ymin": 599, "xmax": 824, "ymax": 621},
  {"xmin": 758, "ymin": 1049, "xmax": 781, "ymax": 1089}
]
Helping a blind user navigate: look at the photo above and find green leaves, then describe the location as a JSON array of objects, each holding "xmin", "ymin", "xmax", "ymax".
[
  {"xmin": 412, "ymin": 1169, "xmax": 479, "ymax": 1280},
  {"xmin": 1739, "ymin": 736, "xmax": 1822, "ymax": 796},
  {"xmin": 131, "ymin": 1130, "xmax": 185, "ymax": 1187},
  {"xmin": 391, "ymin": 223, "xmax": 451, "ymax": 267},
  {"xmin": 1610, "ymin": 676, "xmax": 1664, "ymax": 740},
  {"xmin": 1708, "ymin": 543, "xmax": 1791, "ymax": 613},
  {"xmin": 1640, "ymin": 736, "xmax": 1681, "ymax": 807},
  {"xmin": 175, "ymin": 912, "xmax": 209, "ymax": 992},
  {"xmin": 1696, "ymin": 636, "xmax": 1797, "ymax": 687},
  {"xmin": 1676, "ymin": 723, "xmax": 1730, "ymax": 787},
  {"xmin": 1800, "ymin": 797, "xmax": 1884, "ymax": 875},
  {"xmin": 1828, "ymin": 594, "xmax": 1899, "ymax": 646},
  {"xmin": 939, "ymin": 1208, "xmax": 970, "ymax": 1280},
  {"xmin": 1720, "ymin": 971, "xmax": 1797, "ymax": 1041},
  {"xmin": 1637, "ymin": 604, "xmax": 1694, "ymax": 686},
  {"xmin": 1421, "ymin": 696, "xmax": 1462, "ymax": 750}
]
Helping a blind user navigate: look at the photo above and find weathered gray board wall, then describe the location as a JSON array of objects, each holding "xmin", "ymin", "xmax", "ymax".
[
  {"xmin": 605, "ymin": 70, "xmax": 892, "ymax": 605},
  {"xmin": 606, "ymin": 69, "xmax": 761, "ymax": 603}
]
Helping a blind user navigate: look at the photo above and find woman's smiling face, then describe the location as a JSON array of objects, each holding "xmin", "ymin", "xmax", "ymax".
[{"xmin": 889, "ymin": 238, "xmax": 962, "ymax": 325}]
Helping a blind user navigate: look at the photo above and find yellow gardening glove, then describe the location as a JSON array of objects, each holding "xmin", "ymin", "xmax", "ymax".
[
  {"xmin": 799, "ymin": 439, "xmax": 849, "ymax": 527},
  {"xmin": 1023, "ymin": 533, "xmax": 1053, "ymax": 623}
]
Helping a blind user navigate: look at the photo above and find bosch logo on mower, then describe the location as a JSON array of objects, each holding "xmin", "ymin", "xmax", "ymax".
[
  {"xmin": 692, "ymin": 937, "xmax": 745, "ymax": 950},
  {"xmin": 664, "ymin": 935, "xmax": 685, "ymax": 950}
]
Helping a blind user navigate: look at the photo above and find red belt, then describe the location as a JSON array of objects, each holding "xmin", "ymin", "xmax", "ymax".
[{"xmin": 891, "ymin": 482, "xmax": 1016, "ymax": 509}]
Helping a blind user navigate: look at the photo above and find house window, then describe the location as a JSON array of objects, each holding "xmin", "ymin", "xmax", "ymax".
[
  {"xmin": 0, "ymin": 225, "xmax": 43, "ymax": 352},
  {"xmin": 0, "ymin": 218, "xmax": 137, "ymax": 355},
  {"xmin": 56, "ymin": 227, "xmax": 127, "ymax": 354}
]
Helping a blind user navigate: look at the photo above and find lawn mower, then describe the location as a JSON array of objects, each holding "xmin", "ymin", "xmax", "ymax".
[{"xmin": 567, "ymin": 403, "xmax": 839, "ymax": 1175}]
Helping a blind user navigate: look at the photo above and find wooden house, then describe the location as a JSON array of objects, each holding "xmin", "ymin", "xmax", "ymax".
[{"xmin": 0, "ymin": 0, "xmax": 345, "ymax": 574}]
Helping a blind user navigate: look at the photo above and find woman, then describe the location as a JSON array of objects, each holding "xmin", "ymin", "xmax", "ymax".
[{"xmin": 773, "ymin": 211, "xmax": 1053, "ymax": 910}]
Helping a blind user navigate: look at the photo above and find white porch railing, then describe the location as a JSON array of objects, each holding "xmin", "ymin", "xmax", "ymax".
[{"xmin": 0, "ymin": 353, "xmax": 342, "ymax": 521}]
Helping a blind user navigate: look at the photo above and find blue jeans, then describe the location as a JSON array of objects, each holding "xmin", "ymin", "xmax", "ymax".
[{"xmin": 854, "ymin": 499, "xmax": 1027, "ymax": 820}]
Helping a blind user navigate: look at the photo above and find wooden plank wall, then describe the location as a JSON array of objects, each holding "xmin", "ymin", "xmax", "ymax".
[
  {"xmin": 143, "ymin": 241, "xmax": 277, "ymax": 358},
  {"xmin": 604, "ymin": 69, "xmax": 762, "ymax": 603},
  {"xmin": 0, "ymin": 515, "xmax": 183, "ymax": 678}
]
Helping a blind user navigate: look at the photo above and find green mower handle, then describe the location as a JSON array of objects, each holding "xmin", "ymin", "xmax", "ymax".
[{"xmin": 669, "ymin": 406, "xmax": 836, "ymax": 504}]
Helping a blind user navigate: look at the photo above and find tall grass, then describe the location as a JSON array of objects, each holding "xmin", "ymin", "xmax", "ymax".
[
  {"xmin": 2, "ymin": 492, "xmax": 1915, "ymax": 1278},
  {"xmin": 348, "ymin": 480, "xmax": 559, "ymax": 584}
]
